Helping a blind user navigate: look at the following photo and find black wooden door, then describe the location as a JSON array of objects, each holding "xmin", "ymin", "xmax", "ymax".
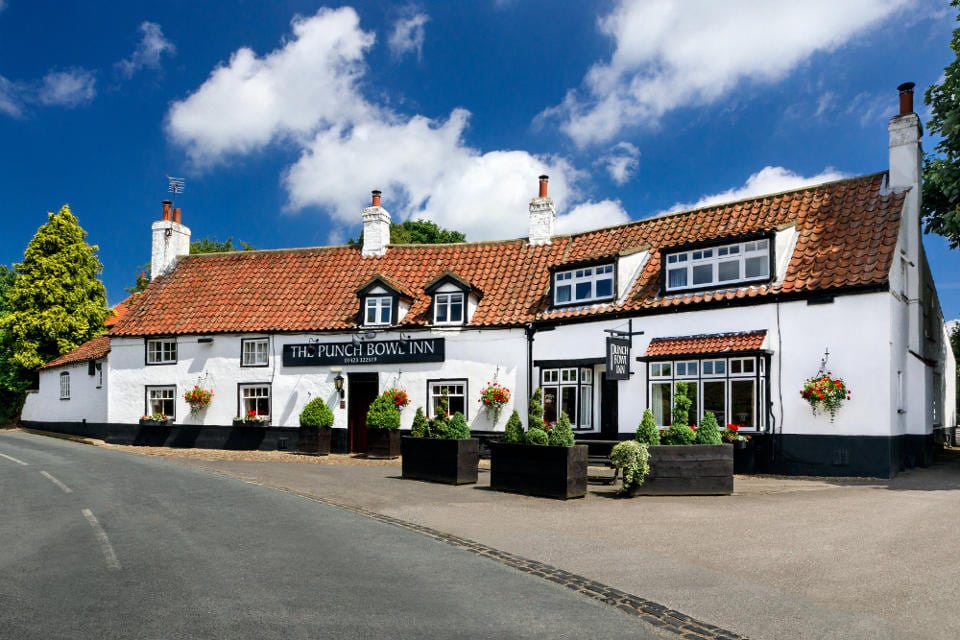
[{"xmin": 348, "ymin": 373, "xmax": 379, "ymax": 453}]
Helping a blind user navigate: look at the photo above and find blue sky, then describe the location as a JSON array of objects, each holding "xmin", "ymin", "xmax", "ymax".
[{"xmin": 0, "ymin": 0, "xmax": 957, "ymax": 318}]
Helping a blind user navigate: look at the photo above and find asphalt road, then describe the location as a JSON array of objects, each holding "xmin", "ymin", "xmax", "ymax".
[{"xmin": 0, "ymin": 431, "xmax": 660, "ymax": 640}]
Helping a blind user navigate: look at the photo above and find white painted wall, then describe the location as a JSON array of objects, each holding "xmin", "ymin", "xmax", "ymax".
[{"xmin": 23, "ymin": 360, "xmax": 108, "ymax": 423}]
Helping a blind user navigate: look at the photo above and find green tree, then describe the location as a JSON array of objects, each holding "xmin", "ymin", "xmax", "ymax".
[
  {"xmin": 4, "ymin": 205, "xmax": 108, "ymax": 371},
  {"xmin": 350, "ymin": 219, "xmax": 466, "ymax": 246},
  {"xmin": 951, "ymin": 323, "xmax": 960, "ymax": 413},
  {"xmin": 923, "ymin": 1, "xmax": 960, "ymax": 247},
  {"xmin": 0, "ymin": 265, "xmax": 30, "ymax": 423}
]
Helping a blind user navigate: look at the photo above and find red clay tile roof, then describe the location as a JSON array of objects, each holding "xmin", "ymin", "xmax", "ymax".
[
  {"xmin": 41, "ymin": 335, "xmax": 110, "ymax": 369},
  {"xmin": 644, "ymin": 330, "xmax": 768, "ymax": 358},
  {"xmin": 109, "ymin": 173, "xmax": 904, "ymax": 337},
  {"xmin": 105, "ymin": 294, "xmax": 138, "ymax": 328}
]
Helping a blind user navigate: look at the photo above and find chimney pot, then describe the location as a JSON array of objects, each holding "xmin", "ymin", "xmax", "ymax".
[
  {"xmin": 538, "ymin": 175, "xmax": 549, "ymax": 198},
  {"xmin": 162, "ymin": 200, "xmax": 171, "ymax": 221},
  {"xmin": 173, "ymin": 208, "xmax": 182, "ymax": 224},
  {"xmin": 371, "ymin": 190, "xmax": 382, "ymax": 207},
  {"xmin": 897, "ymin": 82, "xmax": 915, "ymax": 115}
]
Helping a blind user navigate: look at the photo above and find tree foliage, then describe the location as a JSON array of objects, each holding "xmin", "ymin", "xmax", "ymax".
[
  {"xmin": 3, "ymin": 205, "xmax": 108, "ymax": 371},
  {"xmin": 0, "ymin": 265, "xmax": 30, "ymax": 423},
  {"xmin": 350, "ymin": 219, "xmax": 466, "ymax": 246},
  {"xmin": 190, "ymin": 236, "xmax": 256, "ymax": 254},
  {"xmin": 923, "ymin": 0, "xmax": 960, "ymax": 247}
]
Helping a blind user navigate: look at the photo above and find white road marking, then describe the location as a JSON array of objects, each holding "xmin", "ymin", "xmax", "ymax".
[
  {"xmin": 39, "ymin": 470, "xmax": 73, "ymax": 493},
  {"xmin": 0, "ymin": 452, "xmax": 29, "ymax": 466},
  {"xmin": 81, "ymin": 509, "xmax": 121, "ymax": 571}
]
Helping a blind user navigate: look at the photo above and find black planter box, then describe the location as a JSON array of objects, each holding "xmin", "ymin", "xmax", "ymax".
[
  {"xmin": 134, "ymin": 421, "xmax": 171, "ymax": 446},
  {"xmin": 366, "ymin": 428, "xmax": 401, "ymax": 459},
  {"xmin": 489, "ymin": 443, "xmax": 588, "ymax": 499},
  {"xmin": 401, "ymin": 437, "xmax": 479, "ymax": 485},
  {"xmin": 298, "ymin": 426, "xmax": 332, "ymax": 455},
  {"xmin": 631, "ymin": 444, "xmax": 733, "ymax": 496},
  {"xmin": 733, "ymin": 440, "xmax": 756, "ymax": 474}
]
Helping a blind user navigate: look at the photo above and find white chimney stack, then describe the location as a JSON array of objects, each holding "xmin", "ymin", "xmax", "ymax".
[
  {"xmin": 151, "ymin": 200, "xmax": 191, "ymax": 280},
  {"xmin": 528, "ymin": 175, "xmax": 556, "ymax": 246},
  {"xmin": 361, "ymin": 190, "xmax": 391, "ymax": 257}
]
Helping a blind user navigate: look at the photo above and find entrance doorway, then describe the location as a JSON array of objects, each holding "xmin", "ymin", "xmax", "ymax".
[
  {"xmin": 599, "ymin": 373, "xmax": 619, "ymax": 438},
  {"xmin": 348, "ymin": 373, "xmax": 379, "ymax": 453}
]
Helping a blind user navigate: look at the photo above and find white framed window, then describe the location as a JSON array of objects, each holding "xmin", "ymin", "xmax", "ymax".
[
  {"xmin": 674, "ymin": 361, "xmax": 699, "ymax": 378},
  {"xmin": 553, "ymin": 263, "xmax": 615, "ymax": 305},
  {"xmin": 540, "ymin": 367, "xmax": 593, "ymax": 429},
  {"xmin": 146, "ymin": 386, "xmax": 176, "ymax": 419},
  {"xmin": 364, "ymin": 296, "xmax": 392, "ymax": 325},
  {"xmin": 650, "ymin": 362, "xmax": 672, "ymax": 377},
  {"xmin": 702, "ymin": 359, "xmax": 726, "ymax": 377},
  {"xmin": 146, "ymin": 338, "xmax": 177, "ymax": 364},
  {"xmin": 241, "ymin": 338, "xmax": 269, "ymax": 367},
  {"xmin": 665, "ymin": 238, "xmax": 770, "ymax": 292},
  {"xmin": 433, "ymin": 292, "xmax": 464, "ymax": 325},
  {"xmin": 59, "ymin": 372, "xmax": 70, "ymax": 400},
  {"xmin": 240, "ymin": 384, "xmax": 271, "ymax": 420},
  {"xmin": 428, "ymin": 380, "xmax": 467, "ymax": 418}
]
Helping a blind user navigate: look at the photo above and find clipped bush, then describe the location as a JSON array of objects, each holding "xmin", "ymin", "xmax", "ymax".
[
  {"xmin": 366, "ymin": 391, "xmax": 401, "ymax": 430},
  {"xmin": 299, "ymin": 396, "xmax": 334, "ymax": 428},
  {"xmin": 411, "ymin": 407, "xmax": 430, "ymax": 438},
  {"xmin": 548, "ymin": 410, "xmax": 576, "ymax": 447},
  {"xmin": 695, "ymin": 410, "xmax": 723, "ymax": 445},
  {"xmin": 671, "ymin": 380, "xmax": 692, "ymax": 427},
  {"xmin": 445, "ymin": 412, "xmax": 472, "ymax": 439},
  {"xmin": 503, "ymin": 410, "xmax": 524, "ymax": 444},
  {"xmin": 609, "ymin": 440, "xmax": 650, "ymax": 494},
  {"xmin": 635, "ymin": 408, "xmax": 660, "ymax": 446},
  {"xmin": 525, "ymin": 426, "xmax": 549, "ymax": 445},
  {"xmin": 528, "ymin": 388, "xmax": 545, "ymax": 432},
  {"xmin": 430, "ymin": 397, "xmax": 450, "ymax": 438},
  {"xmin": 662, "ymin": 422, "xmax": 696, "ymax": 446}
]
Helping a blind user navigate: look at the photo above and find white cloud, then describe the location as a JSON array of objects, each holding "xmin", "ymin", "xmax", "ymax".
[
  {"xmin": 388, "ymin": 11, "xmax": 429, "ymax": 60},
  {"xmin": 116, "ymin": 21, "xmax": 176, "ymax": 78},
  {"xmin": 658, "ymin": 166, "xmax": 848, "ymax": 215},
  {"xmin": 557, "ymin": 200, "xmax": 630, "ymax": 235},
  {"xmin": 0, "ymin": 76, "xmax": 22, "ymax": 117},
  {"xmin": 166, "ymin": 7, "xmax": 375, "ymax": 166},
  {"xmin": 169, "ymin": 6, "xmax": 623, "ymax": 242},
  {"xmin": 37, "ymin": 68, "xmax": 96, "ymax": 107},
  {"xmin": 598, "ymin": 141, "xmax": 640, "ymax": 185},
  {"xmin": 541, "ymin": 0, "xmax": 910, "ymax": 147}
]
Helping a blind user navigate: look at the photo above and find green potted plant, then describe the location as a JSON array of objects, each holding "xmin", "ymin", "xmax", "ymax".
[
  {"xmin": 489, "ymin": 391, "xmax": 588, "ymax": 500},
  {"xmin": 233, "ymin": 409, "xmax": 268, "ymax": 427},
  {"xmin": 298, "ymin": 396, "xmax": 334, "ymax": 455},
  {"xmin": 135, "ymin": 412, "xmax": 171, "ymax": 446},
  {"xmin": 637, "ymin": 408, "xmax": 733, "ymax": 496},
  {"xmin": 401, "ymin": 399, "xmax": 480, "ymax": 485},
  {"xmin": 609, "ymin": 440, "xmax": 650, "ymax": 495},
  {"xmin": 365, "ymin": 389, "xmax": 402, "ymax": 458}
]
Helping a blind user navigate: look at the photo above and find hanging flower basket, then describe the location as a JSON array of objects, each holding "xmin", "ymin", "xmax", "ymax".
[
  {"xmin": 183, "ymin": 386, "xmax": 213, "ymax": 414},
  {"xmin": 384, "ymin": 387, "xmax": 410, "ymax": 410},
  {"xmin": 478, "ymin": 382, "xmax": 511, "ymax": 423},
  {"xmin": 800, "ymin": 372, "xmax": 850, "ymax": 421}
]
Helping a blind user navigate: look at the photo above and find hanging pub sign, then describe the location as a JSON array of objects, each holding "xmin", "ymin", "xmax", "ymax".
[
  {"xmin": 606, "ymin": 336, "xmax": 631, "ymax": 380},
  {"xmin": 283, "ymin": 338, "xmax": 445, "ymax": 367}
]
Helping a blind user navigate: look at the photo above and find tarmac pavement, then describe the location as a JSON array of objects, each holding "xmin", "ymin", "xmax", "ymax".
[{"xmin": 164, "ymin": 450, "xmax": 960, "ymax": 640}]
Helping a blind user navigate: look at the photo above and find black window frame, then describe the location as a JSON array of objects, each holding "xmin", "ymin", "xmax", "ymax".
[
  {"xmin": 240, "ymin": 337, "xmax": 270, "ymax": 368},
  {"xmin": 549, "ymin": 259, "xmax": 617, "ymax": 308},
  {"xmin": 145, "ymin": 337, "xmax": 178, "ymax": 365}
]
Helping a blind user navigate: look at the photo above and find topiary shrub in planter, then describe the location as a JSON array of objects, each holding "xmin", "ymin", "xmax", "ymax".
[
  {"xmin": 490, "ymin": 406, "xmax": 588, "ymax": 500},
  {"xmin": 609, "ymin": 440, "xmax": 650, "ymax": 494},
  {"xmin": 402, "ymin": 403, "xmax": 479, "ymax": 485},
  {"xmin": 410, "ymin": 407, "xmax": 430, "ymax": 438},
  {"xmin": 633, "ymin": 444, "xmax": 733, "ymax": 496},
  {"xmin": 548, "ymin": 411, "xmax": 576, "ymax": 447},
  {"xmin": 502, "ymin": 410, "xmax": 524, "ymax": 444},
  {"xmin": 662, "ymin": 422, "xmax": 697, "ymax": 446},
  {"xmin": 694, "ymin": 411, "xmax": 722, "ymax": 445},
  {"xmin": 366, "ymin": 390, "xmax": 401, "ymax": 459},
  {"xmin": 298, "ymin": 396, "xmax": 334, "ymax": 455},
  {"xmin": 635, "ymin": 408, "xmax": 660, "ymax": 446}
]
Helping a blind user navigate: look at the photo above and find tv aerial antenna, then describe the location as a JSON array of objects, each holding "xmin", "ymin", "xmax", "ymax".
[{"xmin": 166, "ymin": 175, "xmax": 185, "ymax": 206}]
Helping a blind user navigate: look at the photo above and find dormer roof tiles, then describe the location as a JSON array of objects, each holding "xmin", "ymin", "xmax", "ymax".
[{"xmin": 109, "ymin": 173, "xmax": 904, "ymax": 337}]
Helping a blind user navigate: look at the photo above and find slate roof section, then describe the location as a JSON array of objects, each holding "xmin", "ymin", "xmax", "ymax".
[
  {"xmin": 644, "ymin": 330, "xmax": 768, "ymax": 358},
  {"xmin": 41, "ymin": 335, "xmax": 110, "ymax": 369},
  {"xmin": 109, "ymin": 173, "xmax": 904, "ymax": 337}
]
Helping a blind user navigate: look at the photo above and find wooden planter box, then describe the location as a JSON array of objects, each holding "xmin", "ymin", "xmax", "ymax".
[
  {"xmin": 631, "ymin": 444, "xmax": 733, "ymax": 496},
  {"xmin": 366, "ymin": 428, "xmax": 401, "ymax": 459},
  {"xmin": 489, "ymin": 443, "xmax": 588, "ymax": 499},
  {"xmin": 401, "ymin": 437, "xmax": 479, "ymax": 485},
  {"xmin": 298, "ymin": 426, "xmax": 332, "ymax": 456}
]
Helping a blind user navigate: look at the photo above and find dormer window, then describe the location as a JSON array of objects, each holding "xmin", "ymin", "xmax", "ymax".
[
  {"xmin": 664, "ymin": 237, "xmax": 771, "ymax": 293},
  {"xmin": 365, "ymin": 295, "xmax": 393, "ymax": 325},
  {"xmin": 434, "ymin": 292, "xmax": 464, "ymax": 324},
  {"xmin": 553, "ymin": 263, "xmax": 614, "ymax": 306}
]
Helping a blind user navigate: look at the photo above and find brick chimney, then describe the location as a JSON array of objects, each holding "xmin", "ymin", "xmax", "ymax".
[
  {"xmin": 528, "ymin": 175, "xmax": 556, "ymax": 246},
  {"xmin": 361, "ymin": 190, "xmax": 391, "ymax": 257},
  {"xmin": 151, "ymin": 199, "xmax": 191, "ymax": 280}
]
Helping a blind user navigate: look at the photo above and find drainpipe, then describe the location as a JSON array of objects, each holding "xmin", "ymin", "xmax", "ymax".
[{"xmin": 526, "ymin": 323, "xmax": 536, "ymax": 407}]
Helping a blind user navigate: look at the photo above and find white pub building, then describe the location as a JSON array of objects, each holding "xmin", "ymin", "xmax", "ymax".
[{"xmin": 23, "ymin": 84, "xmax": 956, "ymax": 477}]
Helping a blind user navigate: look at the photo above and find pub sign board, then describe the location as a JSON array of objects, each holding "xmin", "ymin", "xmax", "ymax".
[
  {"xmin": 283, "ymin": 338, "xmax": 445, "ymax": 367},
  {"xmin": 606, "ymin": 337, "xmax": 631, "ymax": 380}
]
